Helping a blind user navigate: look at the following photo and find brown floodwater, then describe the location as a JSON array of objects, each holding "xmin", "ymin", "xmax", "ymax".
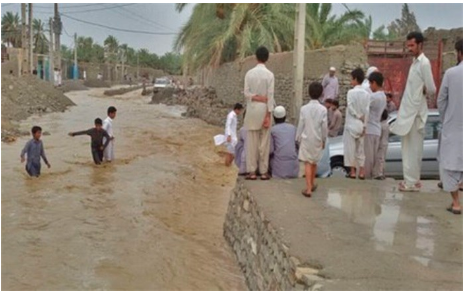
[{"xmin": 1, "ymin": 88, "xmax": 246, "ymax": 291}]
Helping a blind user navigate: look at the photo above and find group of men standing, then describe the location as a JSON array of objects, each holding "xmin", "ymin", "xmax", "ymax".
[{"xmin": 223, "ymin": 32, "xmax": 462, "ymax": 213}]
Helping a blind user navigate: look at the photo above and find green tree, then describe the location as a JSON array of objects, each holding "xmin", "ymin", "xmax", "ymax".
[
  {"xmin": 91, "ymin": 43, "xmax": 105, "ymax": 63},
  {"xmin": 76, "ymin": 36, "xmax": 94, "ymax": 62},
  {"xmin": 387, "ymin": 3, "xmax": 420, "ymax": 38},
  {"xmin": 159, "ymin": 52, "xmax": 182, "ymax": 75},
  {"xmin": 175, "ymin": 3, "xmax": 294, "ymax": 73},
  {"xmin": 305, "ymin": 3, "xmax": 365, "ymax": 49},
  {"xmin": 1, "ymin": 12, "xmax": 21, "ymax": 47},
  {"xmin": 61, "ymin": 44, "xmax": 72, "ymax": 60},
  {"xmin": 32, "ymin": 19, "xmax": 47, "ymax": 54},
  {"xmin": 175, "ymin": 3, "xmax": 367, "ymax": 72},
  {"xmin": 104, "ymin": 35, "xmax": 119, "ymax": 64}
]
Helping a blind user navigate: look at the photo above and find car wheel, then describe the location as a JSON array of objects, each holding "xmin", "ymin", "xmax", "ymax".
[{"xmin": 331, "ymin": 161, "xmax": 348, "ymax": 177}]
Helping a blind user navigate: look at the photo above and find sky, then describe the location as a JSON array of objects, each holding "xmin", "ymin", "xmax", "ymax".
[{"xmin": 1, "ymin": 3, "xmax": 462, "ymax": 56}]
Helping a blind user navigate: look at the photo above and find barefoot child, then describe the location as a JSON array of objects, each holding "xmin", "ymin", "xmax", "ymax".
[
  {"xmin": 296, "ymin": 82, "xmax": 328, "ymax": 198},
  {"xmin": 68, "ymin": 118, "xmax": 111, "ymax": 165},
  {"xmin": 20, "ymin": 126, "xmax": 51, "ymax": 177}
]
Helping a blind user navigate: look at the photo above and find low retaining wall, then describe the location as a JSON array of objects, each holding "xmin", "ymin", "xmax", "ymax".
[
  {"xmin": 103, "ymin": 85, "xmax": 144, "ymax": 96},
  {"xmin": 223, "ymin": 179, "xmax": 326, "ymax": 291}
]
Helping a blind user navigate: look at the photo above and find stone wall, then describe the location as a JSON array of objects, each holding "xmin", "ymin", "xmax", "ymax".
[{"xmin": 223, "ymin": 179, "xmax": 326, "ymax": 291}]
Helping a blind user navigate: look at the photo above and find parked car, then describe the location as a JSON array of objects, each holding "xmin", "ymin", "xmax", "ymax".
[
  {"xmin": 329, "ymin": 110, "xmax": 441, "ymax": 179},
  {"xmin": 154, "ymin": 78, "xmax": 172, "ymax": 89}
]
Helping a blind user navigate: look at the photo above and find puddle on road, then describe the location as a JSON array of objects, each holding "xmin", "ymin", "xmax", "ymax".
[
  {"xmin": 2, "ymin": 89, "xmax": 246, "ymax": 290},
  {"xmin": 326, "ymin": 188, "xmax": 441, "ymax": 270}
]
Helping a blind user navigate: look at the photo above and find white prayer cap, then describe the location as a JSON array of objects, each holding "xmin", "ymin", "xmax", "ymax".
[
  {"xmin": 329, "ymin": 66, "xmax": 336, "ymax": 72},
  {"xmin": 274, "ymin": 106, "xmax": 286, "ymax": 119},
  {"xmin": 366, "ymin": 66, "xmax": 378, "ymax": 78}
]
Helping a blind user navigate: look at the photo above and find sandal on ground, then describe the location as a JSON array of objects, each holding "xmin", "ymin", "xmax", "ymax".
[
  {"xmin": 311, "ymin": 184, "xmax": 318, "ymax": 192},
  {"xmin": 358, "ymin": 175, "xmax": 365, "ymax": 180},
  {"xmin": 374, "ymin": 175, "xmax": 385, "ymax": 180},
  {"xmin": 346, "ymin": 174, "xmax": 356, "ymax": 179},
  {"xmin": 446, "ymin": 205, "xmax": 462, "ymax": 215},
  {"xmin": 398, "ymin": 182, "xmax": 420, "ymax": 192},
  {"xmin": 260, "ymin": 174, "xmax": 270, "ymax": 181},
  {"xmin": 301, "ymin": 190, "xmax": 312, "ymax": 198},
  {"xmin": 245, "ymin": 174, "xmax": 257, "ymax": 180}
]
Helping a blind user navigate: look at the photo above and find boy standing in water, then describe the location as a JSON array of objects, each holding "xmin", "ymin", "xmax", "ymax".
[
  {"xmin": 68, "ymin": 118, "xmax": 111, "ymax": 165},
  {"xmin": 103, "ymin": 106, "xmax": 117, "ymax": 162},
  {"xmin": 20, "ymin": 126, "xmax": 51, "ymax": 177}
]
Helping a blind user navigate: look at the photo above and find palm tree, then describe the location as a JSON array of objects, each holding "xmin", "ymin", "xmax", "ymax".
[
  {"xmin": 32, "ymin": 19, "xmax": 48, "ymax": 54},
  {"xmin": 175, "ymin": 3, "xmax": 367, "ymax": 72},
  {"xmin": 305, "ymin": 3, "xmax": 365, "ymax": 49},
  {"xmin": 104, "ymin": 35, "xmax": 119, "ymax": 62},
  {"xmin": 175, "ymin": 3, "xmax": 294, "ymax": 73},
  {"xmin": 1, "ymin": 12, "xmax": 21, "ymax": 47}
]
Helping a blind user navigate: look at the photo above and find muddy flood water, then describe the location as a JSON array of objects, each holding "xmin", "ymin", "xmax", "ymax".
[{"xmin": 2, "ymin": 89, "xmax": 247, "ymax": 290}]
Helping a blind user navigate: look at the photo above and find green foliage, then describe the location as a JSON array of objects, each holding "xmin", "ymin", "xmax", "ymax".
[
  {"xmin": 32, "ymin": 19, "xmax": 48, "ymax": 54},
  {"xmin": 1, "ymin": 12, "xmax": 21, "ymax": 47},
  {"xmin": 175, "ymin": 3, "xmax": 369, "ymax": 73},
  {"xmin": 372, "ymin": 4, "xmax": 420, "ymax": 41}
]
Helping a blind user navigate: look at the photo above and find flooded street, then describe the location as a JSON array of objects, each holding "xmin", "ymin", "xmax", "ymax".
[{"xmin": 2, "ymin": 89, "xmax": 247, "ymax": 290}]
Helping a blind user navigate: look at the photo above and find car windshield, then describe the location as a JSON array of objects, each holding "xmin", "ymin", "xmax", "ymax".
[{"xmin": 155, "ymin": 79, "xmax": 168, "ymax": 85}]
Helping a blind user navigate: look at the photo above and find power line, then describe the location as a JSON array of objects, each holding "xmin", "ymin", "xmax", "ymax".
[
  {"xmin": 33, "ymin": 3, "xmax": 137, "ymax": 14},
  {"xmin": 109, "ymin": 6, "xmax": 176, "ymax": 33},
  {"xmin": 118, "ymin": 6, "xmax": 175, "ymax": 32},
  {"xmin": 35, "ymin": 3, "xmax": 107, "ymax": 9},
  {"xmin": 61, "ymin": 13, "xmax": 177, "ymax": 35}
]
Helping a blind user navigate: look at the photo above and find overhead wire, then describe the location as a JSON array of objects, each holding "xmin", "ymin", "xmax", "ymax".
[
  {"xmin": 118, "ymin": 6, "xmax": 176, "ymax": 32},
  {"xmin": 61, "ymin": 13, "xmax": 177, "ymax": 35}
]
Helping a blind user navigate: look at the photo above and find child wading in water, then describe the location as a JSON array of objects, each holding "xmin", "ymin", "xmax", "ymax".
[
  {"xmin": 296, "ymin": 82, "xmax": 328, "ymax": 198},
  {"xmin": 20, "ymin": 126, "xmax": 51, "ymax": 177},
  {"xmin": 68, "ymin": 118, "xmax": 111, "ymax": 165}
]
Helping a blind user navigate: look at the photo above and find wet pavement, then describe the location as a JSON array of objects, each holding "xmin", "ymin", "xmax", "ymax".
[
  {"xmin": 243, "ymin": 177, "xmax": 463, "ymax": 290},
  {"xmin": 2, "ymin": 89, "xmax": 246, "ymax": 290}
]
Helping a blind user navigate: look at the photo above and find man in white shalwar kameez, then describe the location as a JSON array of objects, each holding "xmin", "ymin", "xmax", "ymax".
[
  {"xmin": 296, "ymin": 82, "xmax": 328, "ymax": 197},
  {"xmin": 438, "ymin": 39, "xmax": 463, "ymax": 214},
  {"xmin": 390, "ymin": 32, "xmax": 436, "ymax": 192},
  {"xmin": 343, "ymin": 68, "xmax": 370, "ymax": 179},
  {"xmin": 103, "ymin": 106, "xmax": 117, "ymax": 162},
  {"xmin": 244, "ymin": 46, "xmax": 275, "ymax": 181}
]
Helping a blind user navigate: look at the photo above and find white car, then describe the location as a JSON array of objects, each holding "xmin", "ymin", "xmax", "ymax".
[
  {"xmin": 154, "ymin": 78, "xmax": 172, "ymax": 89},
  {"xmin": 329, "ymin": 110, "xmax": 441, "ymax": 179}
]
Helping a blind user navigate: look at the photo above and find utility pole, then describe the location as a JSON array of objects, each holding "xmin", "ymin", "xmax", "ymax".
[
  {"xmin": 136, "ymin": 53, "xmax": 139, "ymax": 79},
  {"xmin": 73, "ymin": 33, "xmax": 78, "ymax": 80},
  {"xmin": 29, "ymin": 3, "xmax": 33, "ymax": 74},
  {"xmin": 21, "ymin": 3, "xmax": 28, "ymax": 75},
  {"xmin": 54, "ymin": 3, "xmax": 62, "ymax": 71},
  {"xmin": 292, "ymin": 3, "xmax": 306, "ymax": 125},
  {"xmin": 121, "ymin": 49, "xmax": 126, "ymax": 82},
  {"xmin": 49, "ymin": 17, "xmax": 54, "ymax": 85}
]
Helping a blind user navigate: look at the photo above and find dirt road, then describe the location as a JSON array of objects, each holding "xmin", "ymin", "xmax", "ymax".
[{"xmin": 1, "ymin": 89, "xmax": 246, "ymax": 290}]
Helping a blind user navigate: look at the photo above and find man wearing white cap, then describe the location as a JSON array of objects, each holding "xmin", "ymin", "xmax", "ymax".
[
  {"xmin": 269, "ymin": 106, "xmax": 299, "ymax": 179},
  {"xmin": 322, "ymin": 67, "xmax": 339, "ymax": 102}
]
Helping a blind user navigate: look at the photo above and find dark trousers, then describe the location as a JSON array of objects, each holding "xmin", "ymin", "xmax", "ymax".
[{"xmin": 91, "ymin": 147, "xmax": 104, "ymax": 165}]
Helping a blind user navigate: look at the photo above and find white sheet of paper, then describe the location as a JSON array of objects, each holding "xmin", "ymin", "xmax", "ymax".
[{"xmin": 214, "ymin": 134, "xmax": 226, "ymax": 146}]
